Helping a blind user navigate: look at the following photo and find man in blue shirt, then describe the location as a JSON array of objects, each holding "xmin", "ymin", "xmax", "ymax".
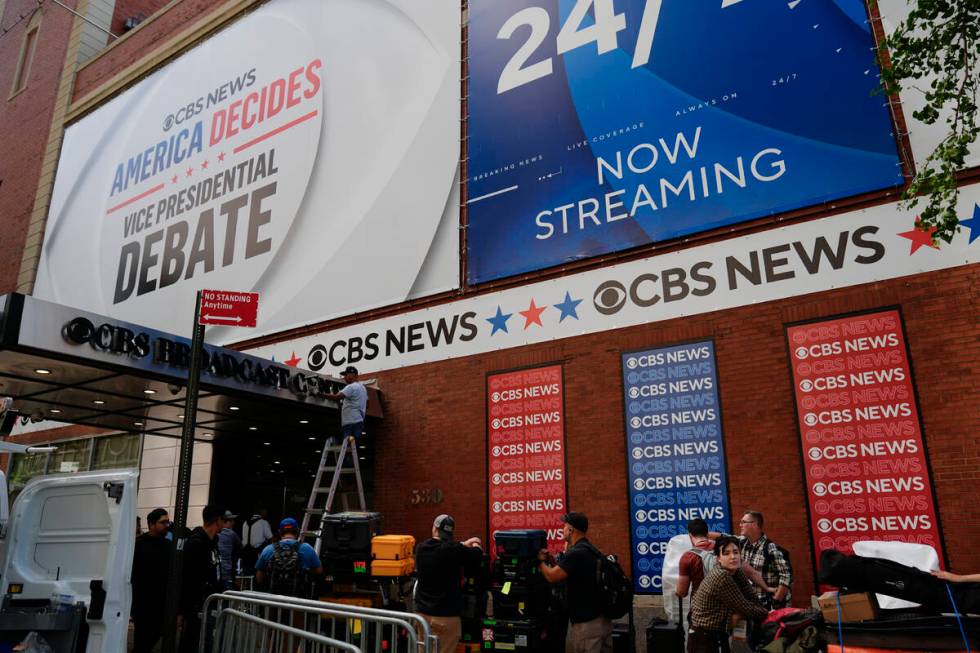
[{"xmin": 255, "ymin": 518, "xmax": 322, "ymax": 597}]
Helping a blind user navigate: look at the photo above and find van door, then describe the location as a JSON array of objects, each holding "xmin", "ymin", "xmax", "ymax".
[{"xmin": 0, "ymin": 469, "xmax": 137, "ymax": 653}]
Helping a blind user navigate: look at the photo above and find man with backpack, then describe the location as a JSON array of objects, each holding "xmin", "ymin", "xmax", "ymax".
[
  {"xmin": 736, "ymin": 511, "xmax": 792, "ymax": 608},
  {"xmin": 242, "ymin": 508, "xmax": 274, "ymax": 574},
  {"xmin": 538, "ymin": 512, "xmax": 615, "ymax": 653},
  {"xmin": 678, "ymin": 519, "xmax": 774, "ymax": 601},
  {"xmin": 255, "ymin": 518, "xmax": 322, "ymax": 597}
]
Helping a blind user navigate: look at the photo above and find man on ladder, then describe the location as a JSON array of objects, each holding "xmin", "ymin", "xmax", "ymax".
[
  {"xmin": 326, "ymin": 365, "xmax": 368, "ymax": 444},
  {"xmin": 301, "ymin": 366, "xmax": 370, "ymax": 556}
]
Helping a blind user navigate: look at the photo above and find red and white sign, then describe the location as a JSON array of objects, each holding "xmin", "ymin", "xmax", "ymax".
[
  {"xmin": 487, "ymin": 365, "xmax": 568, "ymax": 558},
  {"xmin": 199, "ymin": 289, "xmax": 259, "ymax": 328},
  {"xmin": 787, "ymin": 309, "xmax": 944, "ymax": 563}
]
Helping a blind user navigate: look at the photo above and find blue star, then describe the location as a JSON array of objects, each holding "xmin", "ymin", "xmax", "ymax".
[
  {"xmin": 960, "ymin": 203, "xmax": 980, "ymax": 244},
  {"xmin": 553, "ymin": 291, "xmax": 582, "ymax": 322},
  {"xmin": 486, "ymin": 306, "xmax": 512, "ymax": 335}
]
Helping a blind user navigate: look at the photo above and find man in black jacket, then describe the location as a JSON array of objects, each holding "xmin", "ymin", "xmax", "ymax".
[
  {"xmin": 415, "ymin": 514, "xmax": 483, "ymax": 653},
  {"xmin": 179, "ymin": 505, "xmax": 224, "ymax": 653},
  {"xmin": 131, "ymin": 508, "xmax": 171, "ymax": 653}
]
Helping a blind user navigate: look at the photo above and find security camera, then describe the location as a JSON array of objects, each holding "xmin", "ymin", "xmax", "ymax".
[{"xmin": 168, "ymin": 384, "xmax": 182, "ymax": 396}]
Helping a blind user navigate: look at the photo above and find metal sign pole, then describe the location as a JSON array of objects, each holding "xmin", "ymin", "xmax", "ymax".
[{"xmin": 163, "ymin": 291, "xmax": 206, "ymax": 653}]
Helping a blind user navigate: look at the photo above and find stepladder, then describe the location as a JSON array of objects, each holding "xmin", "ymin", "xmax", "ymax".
[{"xmin": 300, "ymin": 435, "xmax": 366, "ymax": 556}]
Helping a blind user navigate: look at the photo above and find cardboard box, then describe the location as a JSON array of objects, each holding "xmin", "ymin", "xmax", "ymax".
[{"xmin": 817, "ymin": 591, "xmax": 879, "ymax": 622}]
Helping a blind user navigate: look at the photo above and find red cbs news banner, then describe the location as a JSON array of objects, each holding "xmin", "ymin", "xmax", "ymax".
[
  {"xmin": 787, "ymin": 309, "xmax": 944, "ymax": 563},
  {"xmin": 487, "ymin": 365, "xmax": 568, "ymax": 559}
]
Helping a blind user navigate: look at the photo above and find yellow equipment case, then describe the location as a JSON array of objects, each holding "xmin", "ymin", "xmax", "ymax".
[
  {"xmin": 371, "ymin": 534, "xmax": 416, "ymax": 560},
  {"xmin": 371, "ymin": 558, "xmax": 415, "ymax": 577}
]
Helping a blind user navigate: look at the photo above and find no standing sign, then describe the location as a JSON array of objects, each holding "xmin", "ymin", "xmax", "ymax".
[{"xmin": 198, "ymin": 289, "xmax": 259, "ymax": 328}]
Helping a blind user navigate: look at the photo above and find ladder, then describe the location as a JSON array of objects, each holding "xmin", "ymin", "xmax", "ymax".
[{"xmin": 300, "ymin": 435, "xmax": 366, "ymax": 555}]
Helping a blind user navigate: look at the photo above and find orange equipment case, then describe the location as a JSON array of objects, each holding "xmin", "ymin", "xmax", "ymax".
[
  {"xmin": 371, "ymin": 535, "xmax": 416, "ymax": 560},
  {"xmin": 371, "ymin": 558, "xmax": 415, "ymax": 577}
]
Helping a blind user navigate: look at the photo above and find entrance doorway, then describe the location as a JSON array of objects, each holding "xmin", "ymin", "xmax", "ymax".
[{"xmin": 209, "ymin": 428, "xmax": 376, "ymax": 529}]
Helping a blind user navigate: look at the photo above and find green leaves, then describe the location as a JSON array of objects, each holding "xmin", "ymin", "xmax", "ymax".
[{"xmin": 876, "ymin": 0, "xmax": 979, "ymax": 243}]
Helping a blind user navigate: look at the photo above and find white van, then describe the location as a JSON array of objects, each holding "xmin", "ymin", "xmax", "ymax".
[{"xmin": 0, "ymin": 463, "xmax": 136, "ymax": 652}]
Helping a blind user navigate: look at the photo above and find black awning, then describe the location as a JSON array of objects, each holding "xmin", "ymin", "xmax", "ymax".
[{"xmin": 0, "ymin": 294, "xmax": 382, "ymax": 441}]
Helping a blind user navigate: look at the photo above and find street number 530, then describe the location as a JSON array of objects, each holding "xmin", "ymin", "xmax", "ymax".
[{"xmin": 495, "ymin": 0, "xmax": 664, "ymax": 94}]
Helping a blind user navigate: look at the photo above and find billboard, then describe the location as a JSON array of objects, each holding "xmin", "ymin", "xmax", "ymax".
[
  {"xmin": 487, "ymin": 365, "xmax": 568, "ymax": 557},
  {"xmin": 621, "ymin": 341, "xmax": 731, "ymax": 593},
  {"xmin": 252, "ymin": 183, "xmax": 980, "ymax": 374},
  {"xmin": 466, "ymin": 0, "xmax": 904, "ymax": 284},
  {"xmin": 787, "ymin": 309, "xmax": 944, "ymax": 563},
  {"xmin": 35, "ymin": 0, "xmax": 460, "ymax": 342}
]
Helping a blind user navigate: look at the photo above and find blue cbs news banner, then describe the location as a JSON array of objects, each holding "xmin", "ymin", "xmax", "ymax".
[
  {"xmin": 467, "ymin": 0, "xmax": 903, "ymax": 284},
  {"xmin": 622, "ymin": 340, "xmax": 731, "ymax": 593}
]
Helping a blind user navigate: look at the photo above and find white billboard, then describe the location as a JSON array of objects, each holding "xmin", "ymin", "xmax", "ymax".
[{"xmin": 35, "ymin": 0, "xmax": 460, "ymax": 342}]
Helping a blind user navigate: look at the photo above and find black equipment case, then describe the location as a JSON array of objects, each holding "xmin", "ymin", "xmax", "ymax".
[
  {"xmin": 493, "ymin": 530, "xmax": 548, "ymax": 558},
  {"xmin": 320, "ymin": 511, "xmax": 383, "ymax": 556}
]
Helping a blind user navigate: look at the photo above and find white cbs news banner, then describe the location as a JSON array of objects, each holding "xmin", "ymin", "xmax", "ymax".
[{"xmin": 35, "ymin": 0, "xmax": 460, "ymax": 341}]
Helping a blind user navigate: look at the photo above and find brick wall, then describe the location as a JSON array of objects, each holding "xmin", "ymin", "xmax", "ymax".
[
  {"xmin": 0, "ymin": 0, "xmax": 75, "ymax": 293},
  {"xmin": 369, "ymin": 263, "xmax": 979, "ymax": 604}
]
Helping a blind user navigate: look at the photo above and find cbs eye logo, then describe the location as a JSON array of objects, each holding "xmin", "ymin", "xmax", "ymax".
[{"xmin": 593, "ymin": 280, "xmax": 627, "ymax": 315}]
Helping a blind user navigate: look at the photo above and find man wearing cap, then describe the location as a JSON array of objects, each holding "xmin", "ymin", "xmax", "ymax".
[
  {"xmin": 538, "ymin": 512, "xmax": 612, "ymax": 653},
  {"xmin": 415, "ymin": 514, "xmax": 484, "ymax": 653},
  {"xmin": 325, "ymin": 366, "xmax": 368, "ymax": 443},
  {"xmin": 255, "ymin": 518, "xmax": 322, "ymax": 597},
  {"xmin": 217, "ymin": 510, "xmax": 243, "ymax": 591}
]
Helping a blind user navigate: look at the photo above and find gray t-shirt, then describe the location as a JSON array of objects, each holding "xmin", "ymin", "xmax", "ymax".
[{"xmin": 340, "ymin": 382, "xmax": 367, "ymax": 425}]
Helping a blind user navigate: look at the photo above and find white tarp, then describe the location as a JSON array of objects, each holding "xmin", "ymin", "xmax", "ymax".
[{"xmin": 35, "ymin": 0, "xmax": 460, "ymax": 342}]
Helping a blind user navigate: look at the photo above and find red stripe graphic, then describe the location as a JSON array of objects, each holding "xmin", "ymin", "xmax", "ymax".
[
  {"xmin": 233, "ymin": 109, "xmax": 319, "ymax": 154},
  {"xmin": 106, "ymin": 182, "xmax": 166, "ymax": 215}
]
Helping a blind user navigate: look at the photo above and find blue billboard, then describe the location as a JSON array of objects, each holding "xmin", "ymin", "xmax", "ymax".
[
  {"xmin": 621, "ymin": 340, "xmax": 731, "ymax": 593},
  {"xmin": 467, "ymin": 0, "xmax": 903, "ymax": 284}
]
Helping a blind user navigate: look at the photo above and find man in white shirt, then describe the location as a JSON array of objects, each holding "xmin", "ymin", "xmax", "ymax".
[{"xmin": 241, "ymin": 508, "xmax": 274, "ymax": 573}]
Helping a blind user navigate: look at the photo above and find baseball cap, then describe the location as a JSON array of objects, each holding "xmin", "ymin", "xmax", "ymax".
[
  {"xmin": 341, "ymin": 365, "xmax": 358, "ymax": 375},
  {"xmin": 561, "ymin": 512, "xmax": 589, "ymax": 533},
  {"xmin": 279, "ymin": 517, "xmax": 299, "ymax": 532},
  {"xmin": 433, "ymin": 514, "xmax": 455, "ymax": 540},
  {"xmin": 222, "ymin": 510, "xmax": 238, "ymax": 520}
]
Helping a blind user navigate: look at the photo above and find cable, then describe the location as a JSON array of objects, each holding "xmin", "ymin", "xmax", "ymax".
[
  {"xmin": 945, "ymin": 583, "xmax": 972, "ymax": 653},
  {"xmin": 835, "ymin": 592, "xmax": 845, "ymax": 653}
]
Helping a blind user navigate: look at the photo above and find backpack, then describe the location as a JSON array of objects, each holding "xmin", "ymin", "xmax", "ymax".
[
  {"xmin": 757, "ymin": 608, "xmax": 823, "ymax": 648},
  {"xmin": 763, "ymin": 540, "xmax": 794, "ymax": 587},
  {"xmin": 691, "ymin": 546, "xmax": 717, "ymax": 575},
  {"xmin": 267, "ymin": 542, "xmax": 302, "ymax": 596},
  {"xmin": 581, "ymin": 542, "xmax": 633, "ymax": 619}
]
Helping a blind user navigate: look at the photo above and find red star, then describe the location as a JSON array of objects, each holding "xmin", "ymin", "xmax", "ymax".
[
  {"xmin": 201, "ymin": 160, "xmax": 209, "ymax": 170},
  {"xmin": 898, "ymin": 222, "xmax": 939, "ymax": 255},
  {"xmin": 218, "ymin": 152, "xmax": 226, "ymax": 162},
  {"xmin": 185, "ymin": 167, "xmax": 193, "ymax": 177},
  {"xmin": 519, "ymin": 299, "xmax": 547, "ymax": 329},
  {"xmin": 284, "ymin": 352, "xmax": 302, "ymax": 367},
  {"xmin": 171, "ymin": 175, "xmax": 178, "ymax": 184}
]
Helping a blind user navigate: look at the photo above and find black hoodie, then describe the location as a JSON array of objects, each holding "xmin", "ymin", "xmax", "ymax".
[{"xmin": 180, "ymin": 527, "xmax": 222, "ymax": 615}]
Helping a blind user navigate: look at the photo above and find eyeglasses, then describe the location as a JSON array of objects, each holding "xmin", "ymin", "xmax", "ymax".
[{"xmin": 739, "ymin": 519, "xmax": 757, "ymax": 525}]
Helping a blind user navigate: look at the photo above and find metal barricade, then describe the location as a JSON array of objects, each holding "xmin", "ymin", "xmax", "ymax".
[
  {"xmin": 201, "ymin": 590, "xmax": 439, "ymax": 653},
  {"xmin": 214, "ymin": 608, "xmax": 362, "ymax": 653}
]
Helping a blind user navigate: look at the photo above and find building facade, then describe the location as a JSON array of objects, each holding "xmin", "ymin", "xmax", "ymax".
[{"xmin": 0, "ymin": 0, "xmax": 977, "ymax": 606}]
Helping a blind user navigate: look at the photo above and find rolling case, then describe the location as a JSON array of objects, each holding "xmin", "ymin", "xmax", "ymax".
[
  {"xmin": 493, "ymin": 530, "xmax": 548, "ymax": 558},
  {"xmin": 482, "ymin": 618, "xmax": 547, "ymax": 652},
  {"xmin": 371, "ymin": 557, "xmax": 415, "ymax": 577},
  {"xmin": 321, "ymin": 511, "xmax": 382, "ymax": 556},
  {"xmin": 372, "ymin": 534, "xmax": 415, "ymax": 560},
  {"xmin": 490, "ymin": 583, "xmax": 551, "ymax": 620},
  {"xmin": 647, "ymin": 596, "xmax": 685, "ymax": 653}
]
